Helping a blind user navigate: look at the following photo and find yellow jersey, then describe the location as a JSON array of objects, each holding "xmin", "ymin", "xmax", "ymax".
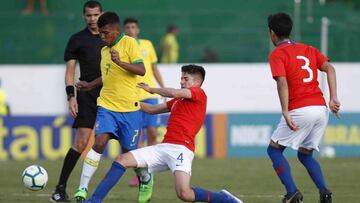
[
  {"xmin": 97, "ymin": 33, "xmax": 144, "ymax": 112},
  {"xmin": 160, "ymin": 33, "xmax": 179, "ymax": 63},
  {"xmin": 137, "ymin": 39, "xmax": 159, "ymax": 100}
]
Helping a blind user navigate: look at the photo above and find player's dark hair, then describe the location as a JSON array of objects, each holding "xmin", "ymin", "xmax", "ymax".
[
  {"xmin": 182, "ymin": 65, "xmax": 206, "ymax": 84},
  {"xmin": 124, "ymin": 17, "xmax": 139, "ymax": 26},
  {"xmin": 167, "ymin": 25, "xmax": 177, "ymax": 33},
  {"xmin": 97, "ymin": 12, "xmax": 120, "ymax": 28},
  {"xmin": 268, "ymin": 12, "xmax": 292, "ymax": 39},
  {"xmin": 83, "ymin": 0, "xmax": 102, "ymax": 14}
]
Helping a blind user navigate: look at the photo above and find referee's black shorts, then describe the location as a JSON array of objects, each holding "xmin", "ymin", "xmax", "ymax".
[{"xmin": 72, "ymin": 86, "xmax": 101, "ymax": 129}]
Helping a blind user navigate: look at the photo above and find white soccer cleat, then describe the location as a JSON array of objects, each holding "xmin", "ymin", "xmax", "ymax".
[{"xmin": 220, "ymin": 189, "xmax": 244, "ymax": 203}]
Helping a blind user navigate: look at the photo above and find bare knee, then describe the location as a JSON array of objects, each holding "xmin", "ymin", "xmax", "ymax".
[
  {"xmin": 92, "ymin": 134, "xmax": 110, "ymax": 153},
  {"xmin": 114, "ymin": 152, "xmax": 137, "ymax": 169},
  {"xmin": 92, "ymin": 142, "xmax": 105, "ymax": 153},
  {"xmin": 73, "ymin": 138, "xmax": 89, "ymax": 152},
  {"xmin": 176, "ymin": 188, "xmax": 194, "ymax": 202},
  {"xmin": 73, "ymin": 128, "xmax": 92, "ymax": 152}
]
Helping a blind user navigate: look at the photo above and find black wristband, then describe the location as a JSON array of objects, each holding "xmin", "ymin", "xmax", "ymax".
[
  {"xmin": 66, "ymin": 86, "xmax": 75, "ymax": 101},
  {"xmin": 66, "ymin": 86, "xmax": 75, "ymax": 96}
]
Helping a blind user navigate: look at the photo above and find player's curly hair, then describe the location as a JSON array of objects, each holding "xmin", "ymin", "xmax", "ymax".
[
  {"xmin": 268, "ymin": 12, "xmax": 292, "ymax": 39},
  {"xmin": 98, "ymin": 12, "xmax": 120, "ymax": 28}
]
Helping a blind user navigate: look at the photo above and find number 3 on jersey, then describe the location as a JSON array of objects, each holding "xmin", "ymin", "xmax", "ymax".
[{"xmin": 296, "ymin": 55, "xmax": 313, "ymax": 83}]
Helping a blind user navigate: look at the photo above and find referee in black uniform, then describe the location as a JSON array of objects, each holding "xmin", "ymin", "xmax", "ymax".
[{"xmin": 50, "ymin": 1, "xmax": 104, "ymax": 202}]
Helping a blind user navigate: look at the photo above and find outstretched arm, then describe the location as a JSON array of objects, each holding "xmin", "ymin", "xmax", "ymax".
[
  {"xmin": 137, "ymin": 83, "xmax": 191, "ymax": 99},
  {"xmin": 275, "ymin": 76, "xmax": 298, "ymax": 131},
  {"xmin": 319, "ymin": 62, "xmax": 341, "ymax": 118},
  {"xmin": 141, "ymin": 102, "xmax": 169, "ymax": 114}
]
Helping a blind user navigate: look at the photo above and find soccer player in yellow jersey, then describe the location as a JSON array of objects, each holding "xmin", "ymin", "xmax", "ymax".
[
  {"xmin": 124, "ymin": 17, "xmax": 165, "ymax": 188},
  {"xmin": 160, "ymin": 25, "xmax": 179, "ymax": 63},
  {"xmin": 73, "ymin": 12, "xmax": 146, "ymax": 203}
]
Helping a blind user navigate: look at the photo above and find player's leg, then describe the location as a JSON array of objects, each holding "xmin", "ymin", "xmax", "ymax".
[
  {"xmin": 174, "ymin": 171, "xmax": 242, "ymax": 203},
  {"xmin": 129, "ymin": 104, "xmax": 159, "ymax": 187},
  {"xmin": 118, "ymin": 110, "xmax": 154, "ymax": 203},
  {"xmin": 268, "ymin": 110, "xmax": 312, "ymax": 202},
  {"xmin": 85, "ymin": 150, "xmax": 140, "ymax": 202},
  {"xmin": 75, "ymin": 106, "xmax": 117, "ymax": 202},
  {"xmin": 146, "ymin": 126, "xmax": 157, "ymax": 144},
  {"xmin": 141, "ymin": 98, "xmax": 160, "ymax": 146},
  {"xmin": 139, "ymin": 102, "xmax": 160, "ymax": 192},
  {"xmin": 298, "ymin": 148, "xmax": 332, "ymax": 203},
  {"xmin": 297, "ymin": 106, "xmax": 331, "ymax": 203},
  {"xmin": 74, "ymin": 133, "xmax": 110, "ymax": 202},
  {"xmin": 163, "ymin": 143, "xmax": 241, "ymax": 203},
  {"xmin": 51, "ymin": 128, "xmax": 92, "ymax": 202},
  {"xmin": 267, "ymin": 140, "xmax": 299, "ymax": 196},
  {"xmin": 51, "ymin": 92, "xmax": 97, "ymax": 202}
]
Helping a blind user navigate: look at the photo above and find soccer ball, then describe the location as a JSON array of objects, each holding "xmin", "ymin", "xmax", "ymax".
[
  {"xmin": 22, "ymin": 165, "xmax": 48, "ymax": 191},
  {"xmin": 321, "ymin": 146, "xmax": 336, "ymax": 158}
]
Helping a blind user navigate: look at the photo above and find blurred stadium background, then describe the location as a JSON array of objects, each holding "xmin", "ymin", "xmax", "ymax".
[{"xmin": 0, "ymin": 0, "xmax": 360, "ymax": 202}]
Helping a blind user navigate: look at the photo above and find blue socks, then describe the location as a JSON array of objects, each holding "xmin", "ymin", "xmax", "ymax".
[
  {"xmin": 193, "ymin": 187, "xmax": 227, "ymax": 203},
  {"xmin": 267, "ymin": 145, "xmax": 298, "ymax": 196},
  {"xmin": 90, "ymin": 161, "xmax": 126, "ymax": 202},
  {"xmin": 297, "ymin": 151, "xmax": 326, "ymax": 192}
]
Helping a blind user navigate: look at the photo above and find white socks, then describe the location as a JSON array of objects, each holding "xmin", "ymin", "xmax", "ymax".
[{"xmin": 79, "ymin": 148, "xmax": 102, "ymax": 189}]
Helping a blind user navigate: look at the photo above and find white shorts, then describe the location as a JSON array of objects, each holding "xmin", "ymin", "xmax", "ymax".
[
  {"xmin": 271, "ymin": 106, "xmax": 329, "ymax": 151},
  {"xmin": 130, "ymin": 143, "xmax": 194, "ymax": 174}
]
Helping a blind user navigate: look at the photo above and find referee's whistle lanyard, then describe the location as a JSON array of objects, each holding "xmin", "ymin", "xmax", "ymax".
[{"xmin": 276, "ymin": 40, "xmax": 295, "ymax": 47}]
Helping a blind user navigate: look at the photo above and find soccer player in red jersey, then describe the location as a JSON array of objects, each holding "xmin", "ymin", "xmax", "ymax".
[
  {"xmin": 266, "ymin": 12, "xmax": 340, "ymax": 203},
  {"xmin": 84, "ymin": 65, "xmax": 242, "ymax": 203}
]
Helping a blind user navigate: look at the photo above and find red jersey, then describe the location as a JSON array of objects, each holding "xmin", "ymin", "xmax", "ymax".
[
  {"xmin": 269, "ymin": 42, "xmax": 328, "ymax": 111},
  {"xmin": 162, "ymin": 87, "xmax": 207, "ymax": 152}
]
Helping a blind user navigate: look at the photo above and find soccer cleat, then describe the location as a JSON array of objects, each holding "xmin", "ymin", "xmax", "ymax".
[
  {"xmin": 128, "ymin": 175, "xmax": 140, "ymax": 187},
  {"xmin": 138, "ymin": 175, "xmax": 153, "ymax": 203},
  {"xmin": 281, "ymin": 190, "xmax": 303, "ymax": 203},
  {"xmin": 220, "ymin": 189, "xmax": 244, "ymax": 203},
  {"xmin": 50, "ymin": 185, "xmax": 70, "ymax": 202},
  {"xmin": 320, "ymin": 188, "xmax": 332, "ymax": 203},
  {"xmin": 74, "ymin": 187, "xmax": 88, "ymax": 203}
]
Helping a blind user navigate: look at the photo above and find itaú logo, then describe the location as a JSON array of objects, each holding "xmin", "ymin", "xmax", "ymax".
[{"xmin": 230, "ymin": 125, "xmax": 272, "ymax": 146}]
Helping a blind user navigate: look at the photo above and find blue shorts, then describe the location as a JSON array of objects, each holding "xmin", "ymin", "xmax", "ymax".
[
  {"xmin": 141, "ymin": 98, "xmax": 161, "ymax": 128},
  {"xmin": 95, "ymin": 106, "xmax": 142, "ymax": 151}
]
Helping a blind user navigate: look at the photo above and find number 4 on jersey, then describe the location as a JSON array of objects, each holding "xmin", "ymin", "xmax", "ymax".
[
  {"xmin": 296, "ymin": 55, "xmax": 313, "ymax": 83},
  {"xmin": 177, "ymin": 153, "xmax": 184, "ymax": 163}
]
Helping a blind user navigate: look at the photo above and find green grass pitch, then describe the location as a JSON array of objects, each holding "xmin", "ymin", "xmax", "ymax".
[{"xmin": 1, "ymin": 158, "xmax": 359, "ymax": 202}]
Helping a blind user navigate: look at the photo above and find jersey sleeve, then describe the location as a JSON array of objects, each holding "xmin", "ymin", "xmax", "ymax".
[
  {"xmin": 313, "ymin": 47, "xmax": 329, "ymax": 68},
  {"xmin": 64, "ymin": 35, "xmax": 78, "ymax": 62},
  {"xmin": 128, "ymin": 38, "xmax": 144, "ymax": 64},
  {"xmin": 166, "ymin": 98, "xmax": 178, "ymax": 109},
  {"xmin": 269, "ymin": 51, "xmax": 286, "ymax": 78},
  {"xmin": 189, "ymin": 87, "xmax": 205, "ymax": 101},
  {"xmin": 148, "ymin": 41, "xmax": 158, "ymax": 64}
]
